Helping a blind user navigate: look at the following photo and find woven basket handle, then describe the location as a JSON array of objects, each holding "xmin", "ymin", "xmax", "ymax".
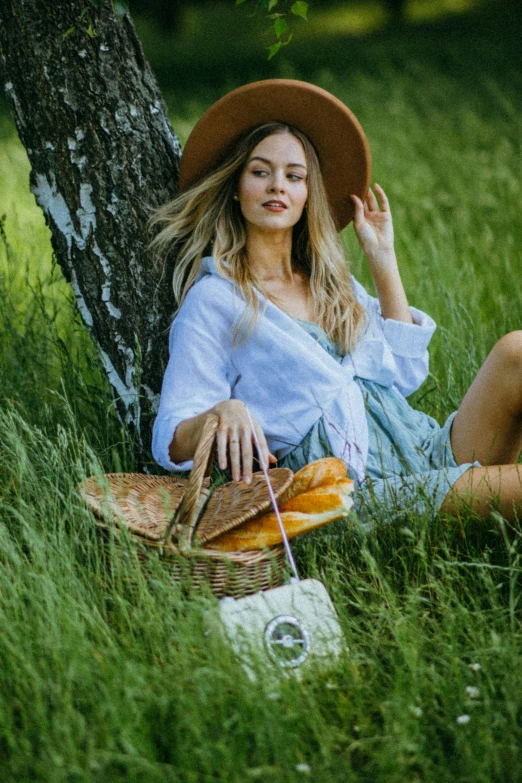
[{"xmin": 163, "ymin": 413, "xmax": 219, "ymax": 551}]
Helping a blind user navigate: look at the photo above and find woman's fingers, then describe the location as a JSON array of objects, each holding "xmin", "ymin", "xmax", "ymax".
[
  {"xmin": 373, "ymin": 183, "xmax": 389, "ymax": 211},
  {"xmin": 216, "ymin": 427, "xmax": 229, "ymax": 471},
  {"xmin": 357, "ymin": 184, "xmax": 390, "ymax": 216},
  {"xmin": 213, "ymin": 401, "xmax": 275, "ymax": 483},
  {"xmin": 351, "ymin": 194, "xmax": 365, "ymax": 226},
  {"xmin": 253, "ymin": 421, "xmax": 276, "ymax": 471},
  {"xmin": 229, "ymin": 431, "xmax": 242, "ymax": 482},
  {"xmin": 366, "ymin": 187, "xmax": 379, "ymax": 212},
  {"xmin": 240, "ymin": 426, "xmax": 254, "ymax": 484}
]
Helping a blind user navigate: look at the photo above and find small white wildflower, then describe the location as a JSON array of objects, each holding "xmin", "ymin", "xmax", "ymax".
[
  {"xmin": 409, "ymin": 705, "xmax": 423, "ymax": 717},
  {"xmin": 295, "ymin": 763, "xmax": 312, "ymax": 774},
  {"xmin": 353, "ymin": 724, "xmax": 360, "ymax": 733},
  {"xmin": 468, "ymin": 662, "xmax": 482, "ymax": 672},
  {"xmin": 456, "ymin": 714, "xmax": 471, "ymax": 725},
  {"xmin": 465, "ymin": 686, "xmax": 480, "ymax": 699},
  {"xmin": 246, "ymin": 768, "xmax": 270, "ymax": 779},
  {"xmin": 326, "ymin": 682, "xmax": 336, "ymax": 690},
  {"xmin": 266, "ymin": 691, "xmax": 280, "ymax": 701}
]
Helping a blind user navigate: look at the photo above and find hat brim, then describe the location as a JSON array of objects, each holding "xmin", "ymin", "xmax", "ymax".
[{"xmin": 179, "ymin": 79, "xmax": 371, "ymax": 231}]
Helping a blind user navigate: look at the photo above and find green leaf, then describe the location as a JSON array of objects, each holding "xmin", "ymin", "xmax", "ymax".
[
  {"xmin": 235, "ymin": 0, "xmax": 248, "ymax": 5},
  {"xmin": 62, "ymin": 26, "xmax": 75, "ymax": 41},
  {"xmin": 86, "ymin": 23, "xmax": 95, "ymax": 38},
  {"xmin": 268, "ymin": 41, "xmax": 282, "ymax": 59},
  {"xmin": 291, "ymin": 1, "xmax": 308, "ymax": 20},
  {"xmin": 113, "ymin": 0, "xmax": 129, "ymax": 21},
  {"xmin": 274, "ymin": 17, "xmax": 287, "ymax": 38},
  {"xmin": 268, "ymin": 0, "xmax": 279, "ymax": 10}
]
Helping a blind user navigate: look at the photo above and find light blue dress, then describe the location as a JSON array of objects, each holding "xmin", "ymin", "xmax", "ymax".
[{"xmin": 279, "ymin": 318, "xmax": 477, "ymax": 526}]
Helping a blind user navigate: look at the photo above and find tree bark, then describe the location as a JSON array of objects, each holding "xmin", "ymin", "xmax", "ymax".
[{"xmin": 0, "ymin": 0, "xmax": 181, "ymax": 463}]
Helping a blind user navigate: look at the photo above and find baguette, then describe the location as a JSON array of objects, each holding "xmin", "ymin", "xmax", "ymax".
[
  {"xmin": 277, "ymin": 457, "xmax": 348, "ymax": 505},
  {"xmin": 207, "ymin": 477, "xmax": 354, "ymax": 552}
]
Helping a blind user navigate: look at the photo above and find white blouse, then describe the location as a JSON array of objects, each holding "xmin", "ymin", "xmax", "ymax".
[{"xmin": 152, "ymin": 257, "xmax": 436, "ymax": 480}]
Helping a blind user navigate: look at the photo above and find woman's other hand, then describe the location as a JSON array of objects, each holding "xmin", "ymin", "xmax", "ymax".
[
  {"xmin": 351, "ymin": 185, "xmax": 413, "ymax": 324},
  {"xmin": 212, "ymin": 400, "xmax": 276, "ymax": 483},
  {"xmin": 351, "ymin": 184, "xmax": 396, "ymax": 274}
]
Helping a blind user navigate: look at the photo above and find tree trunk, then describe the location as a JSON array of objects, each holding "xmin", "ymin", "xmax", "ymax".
[{"xmin": 0, "ymin": 0, "xmax": 181, "ymax": 463}]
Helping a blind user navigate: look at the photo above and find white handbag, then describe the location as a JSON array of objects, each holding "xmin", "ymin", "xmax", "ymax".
[
  {"xmin": 212, "ymin": 413, "xmax": 346, "ymax": 679},
  {"xmin": 217, "ymin": 577, "xmax": 345, "ymax": 679}
]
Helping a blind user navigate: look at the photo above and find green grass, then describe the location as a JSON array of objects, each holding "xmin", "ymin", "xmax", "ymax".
[
  {"xmin": 0, "ymin": 130, "xmax": 124, "ymax": 465},
  {"xmin": 2, "ymin": 2, "xmax": 522, "ymax": 780}
]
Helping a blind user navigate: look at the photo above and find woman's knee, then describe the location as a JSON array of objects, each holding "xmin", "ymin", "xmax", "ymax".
[{"xmin": 490, "ymin": 331, "xmax": 522, "ymax": 379}]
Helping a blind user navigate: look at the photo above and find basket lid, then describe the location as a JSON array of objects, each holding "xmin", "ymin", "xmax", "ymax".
[
  {"xmin": 195, "ymin": 467, "xmax": 293, "ymax": 544},
  {"xmin": 79, "ymin": 467, "xmax": 293, "ymax": 546},
  {"xmin": 79, "ymin": 473, "xmax": 200, "ymax": 542}
]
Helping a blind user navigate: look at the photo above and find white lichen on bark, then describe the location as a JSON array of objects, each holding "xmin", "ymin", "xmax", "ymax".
[
  {"xmin": 32, "ymin": 172, "xmax": 137, "ymax": 421},
  {"xmin": 101, "ymin": 348, "xmax": 140, "ymax": 426},
  {"xmin": 33, "ymin": 172, "xmax": 77, "ymax": 250}
]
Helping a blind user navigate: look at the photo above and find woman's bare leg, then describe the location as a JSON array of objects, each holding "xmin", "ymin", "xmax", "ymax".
[
  {"xmin": 450, "ymin": 332, "xmax": 522, "ymax": 466},
  {"xmin": 441, "ymin": 332, "xmax": 522, "ymax": 521},
  {"xmin": 441, "ymin": 464, "xmax": 522, "ymax": 521}
]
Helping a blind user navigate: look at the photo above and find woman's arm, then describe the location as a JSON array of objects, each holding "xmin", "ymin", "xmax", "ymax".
[
  {"xmin": 351, "ymin": 185, "xmax": 412, "ymax": 324},
  {"xmin": 169, "ymin": 400, "xmax": 276, "ymax": 484},
  {"xmin": 153, "ymin": 276, "xmax": 278, "ymax": 481}
]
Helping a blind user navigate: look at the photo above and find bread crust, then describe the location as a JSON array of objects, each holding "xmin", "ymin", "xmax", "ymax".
[
  {"xmin": 207, "ymin": 477, "xmax": 354, "ymax": 552},
  {"xmin": 277, "ymin": 457, "xmax": 348, "ymax": 505}
]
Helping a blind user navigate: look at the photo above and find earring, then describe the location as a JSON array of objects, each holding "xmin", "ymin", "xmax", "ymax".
[{"xmin": 233, "ymin": 194, "xmax": 239, "ymax": 201}]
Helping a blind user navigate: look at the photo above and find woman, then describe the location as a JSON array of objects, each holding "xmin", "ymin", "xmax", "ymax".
[{"xmin": 151, "ymin": 79, "xmax": 522, "ymax": 524}]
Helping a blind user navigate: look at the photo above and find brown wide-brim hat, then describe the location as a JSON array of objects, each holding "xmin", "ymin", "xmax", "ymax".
[{"xmin": 179, "ymin": 79, "xmax": 371, "ymax": 231}]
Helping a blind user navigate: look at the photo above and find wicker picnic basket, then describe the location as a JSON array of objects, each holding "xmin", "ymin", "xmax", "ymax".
[{"xmin": 80, "ymin": 415, "xmax": 294, "ymax": 598}]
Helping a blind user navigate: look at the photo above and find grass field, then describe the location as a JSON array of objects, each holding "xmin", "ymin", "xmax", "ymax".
[{"xmin": 1, "ymin": 2, "xmax": 522, "ymax": 780}]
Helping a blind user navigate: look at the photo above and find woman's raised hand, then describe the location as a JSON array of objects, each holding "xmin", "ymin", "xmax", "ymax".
[
  {"xmin": 211, "ymin": 399, "xmax": 277, "ymax": 484},
  {"xmin": 351, "ymin": 184, "xmax": 396, "ymax": 273},
  {"xmin": 351, "ymin": 184, "xmax": 413, "ymax": 323}
]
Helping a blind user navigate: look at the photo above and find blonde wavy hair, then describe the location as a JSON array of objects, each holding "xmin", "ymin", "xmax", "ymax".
[{"xmin": 149, "ymin": 122, "xmax": 366, "ymax": 353}]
